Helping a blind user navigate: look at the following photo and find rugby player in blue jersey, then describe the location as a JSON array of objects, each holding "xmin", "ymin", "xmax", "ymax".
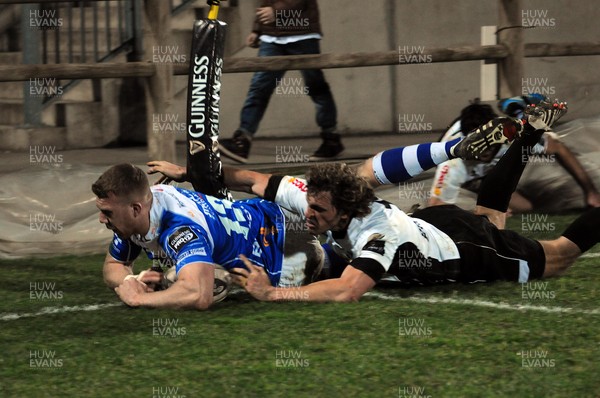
[
  {"xmin": 151, "ymin": 99, "xmax": 600, "ymax": 303},
  {"xmin": 93, "ymin": 164, "xmax": 323, "ymax": 309}
]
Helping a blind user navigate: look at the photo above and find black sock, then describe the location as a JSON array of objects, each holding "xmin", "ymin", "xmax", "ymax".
[
  {"xmin": 562, "ymin": 208, "xmax": 600, "ymax": 253},
  {"xmin": 476, "ymin": 125, "xmax": 544, "ymax": 212}
]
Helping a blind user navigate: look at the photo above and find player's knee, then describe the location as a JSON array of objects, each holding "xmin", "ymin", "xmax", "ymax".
[
  {"xmin": 540, "ymin": 238, "xmax": 581, "ymax": 278},
  {"xmin": 474, "ymin": 206, "xmax": 506, "ymax": 229}
]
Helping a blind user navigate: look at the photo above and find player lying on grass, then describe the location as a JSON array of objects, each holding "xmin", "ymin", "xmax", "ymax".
[
  {"xmin": 92, "ymin": 164, "xmax": 324, "ymax": 310},
  {"xmin": 150, "ymin": 100, "xmax": 599, "ymax": 303},
  {"xmin": 138, "ymin": 109, "xmax": 528, "ymax": 305},
  {"xmin": 429, "ymin": 96, "xmax": 600, "ymax": 211},
  {"xmin": 224, "ymin": 100, "xmax": 600, "ymax": 302},
  {"xmin": 96, "ymin": 118, "xmax": 510, "ymax": 310}
]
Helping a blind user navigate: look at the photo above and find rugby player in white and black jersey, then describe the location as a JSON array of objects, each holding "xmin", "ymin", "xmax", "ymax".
[
  {"xmin": 219, "ymin": 100, "xmax": 600, "ymax": 302},
  {"xmin": 148, "ymin": 99, "xmax": 600, "ymax": 302}
]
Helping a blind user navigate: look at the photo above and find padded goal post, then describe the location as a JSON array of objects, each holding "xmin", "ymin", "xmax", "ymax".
[{"xmin": 185, "ymin": 0, "xmax": 231, "ymax": 199}]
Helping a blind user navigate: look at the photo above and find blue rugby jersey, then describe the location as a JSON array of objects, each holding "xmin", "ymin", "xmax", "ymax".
[{"xmin": 108, "ymin": 184, "xmax": 286, "ymax": 286}]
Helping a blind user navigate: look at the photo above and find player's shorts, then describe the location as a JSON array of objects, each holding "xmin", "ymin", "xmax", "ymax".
[{"xmin": 411, "ymin": 205, "xmax": 546, "ymax": 283}]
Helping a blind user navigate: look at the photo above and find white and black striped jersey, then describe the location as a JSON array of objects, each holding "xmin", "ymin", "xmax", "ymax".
[{"xmin": 268, "ymin": 176, "xmax": 462, "ymax": 284}]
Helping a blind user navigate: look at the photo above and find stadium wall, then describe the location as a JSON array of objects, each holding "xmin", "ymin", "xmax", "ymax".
[{"xmin": 208, "ymin": 0, "xmax": 600, "ymax": 139}]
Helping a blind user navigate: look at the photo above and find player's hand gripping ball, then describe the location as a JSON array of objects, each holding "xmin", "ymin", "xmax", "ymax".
[{"xmin": 160, "ymin": 265, "xmax": 232, "ymax": 303}]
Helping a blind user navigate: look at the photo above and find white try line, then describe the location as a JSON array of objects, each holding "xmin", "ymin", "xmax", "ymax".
[
  {"xmin": 3, "ymin": 290, "xmax": 599, "ymax": 321},
  {"xmin": 364, "ymin": 291, "xmax": 600, "ymax": 315},
  {"xmin": 581, "ymin": 252, "xmax": 600, "ymax": 258},
  {"xmin": 0, "ymin": 302, "xmax": 121, "ymax": 321}
]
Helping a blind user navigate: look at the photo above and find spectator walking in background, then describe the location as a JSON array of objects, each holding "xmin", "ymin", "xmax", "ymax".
[{"xmin": 220, "ymin": 0, "xmax": 342, "ymax": 163}]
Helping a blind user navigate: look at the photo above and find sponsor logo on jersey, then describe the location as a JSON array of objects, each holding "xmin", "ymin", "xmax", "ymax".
[
  {"xmin": 178, "ymin": 247, "xmax": 208, "ymax": 263},
  {"xmin": 168, "ymin": 227, "xmax": 199, "ymax": 254},
  {"xmin": 433, "ymin": 164, "xmax": 450, "ymax": 196},
  {"xmin": 363, "ymin": 234, "xmax": 385, "ymax": 256},
  {"xmin": 165, "ymin": 190, "xmax": 186, "ymax": 208},
  {"xmin": 260, "ymin": 225, "xmax": 278, "ymax": 247},
  {"xmin": 286, "ymin": 177, "xmax": 308, "ymax": 192}
]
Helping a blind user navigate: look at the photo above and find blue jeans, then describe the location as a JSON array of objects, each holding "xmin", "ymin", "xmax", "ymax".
[{"xmin": 239, "ymin": 39, "xmax": 337, "ymax": 135}]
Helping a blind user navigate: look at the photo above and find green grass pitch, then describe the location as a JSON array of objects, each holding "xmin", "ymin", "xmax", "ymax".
[{"xmin": 1, "ymin": 213, "xmax": 599, "ymax": 397}]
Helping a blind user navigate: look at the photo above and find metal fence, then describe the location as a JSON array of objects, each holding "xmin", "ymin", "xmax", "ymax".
[{"xmin": 14, "ymin": 0, "xmax": 196, "ymax": 117}]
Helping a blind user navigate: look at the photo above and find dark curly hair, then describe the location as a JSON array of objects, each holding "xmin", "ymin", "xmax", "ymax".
[
  {"xmin": 305, "ymin": 163, "xmax": 375, "ymax": 219},
  {"xmin": 459, "ymin": 99, "xmax": 498, "ymax": 133}
]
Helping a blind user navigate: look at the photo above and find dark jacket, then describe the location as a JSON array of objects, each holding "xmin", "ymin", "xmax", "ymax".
[{"xmin": 253, "ymin": 0, "xmax": 322, "ymax": 36}]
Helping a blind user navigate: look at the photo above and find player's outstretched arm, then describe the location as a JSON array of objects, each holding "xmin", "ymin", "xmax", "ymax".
[
  {"xmin": 232, "ymin": 255, "xmax": 376, "ymax": 302},
  {"xmin": 103, "ymin": 253, "xmax": 135, "ymax": 289},
  {"xmin": 115, "ymin": 262, "xmax": 215, "ymax": 310},
  {"xmin": 147, "ymin": 161, "xmax": 188, "ymax": 183},
  {"xmin": 544, "ymin": 136, "xmax": 600, "ymax": 208},
  {"xmin": 222, "ymin": 167, "xmax": 271, "ymax": 198},
  {"xmin": 146, "ymin": 160, "xmax": 272, "ymax": 198}
]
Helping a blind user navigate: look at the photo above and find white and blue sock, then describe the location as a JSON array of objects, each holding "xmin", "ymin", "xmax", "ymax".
[{"xmin": 371, "ymin": 139, "xmax": 460, "ymax": 185}]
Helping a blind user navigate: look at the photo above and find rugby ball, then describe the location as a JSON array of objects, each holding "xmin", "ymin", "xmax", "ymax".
[
  {"xmin": 161, "ymin": 265, "xmax": 231, "ymax": 303},
  {"xmin": 212, "ymin": 265, "xmax": 232, "ymax": 303}
]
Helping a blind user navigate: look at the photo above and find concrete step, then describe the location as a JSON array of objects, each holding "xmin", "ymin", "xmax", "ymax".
[
  {"xmin": 0, "ymin": 124, "xmax": 67, "ymax": 151},
  {"xmin": 0, "ymin": 99, "xmax": 24, "ymax": 124},
  {"xmin": 42, "ymin": 52, "xmax": 107, "ymax": 64},
  {"xmin": 55, "ymin": 100, "xmax": 115, "ymax": 148},
  {"xmin": 0, "ymin": 51, "xmax": 21, "ymax": 63},
  {"xmin": 0, "ymin": 100, "xmax": 63, "ymax": 127},
  {"xmin": 42, "ymin": 27, "xmax": 125, "ymax": 54},
  {"xmin": 0, "ymin": 81, "xmax": 25, "ymax": 100}
]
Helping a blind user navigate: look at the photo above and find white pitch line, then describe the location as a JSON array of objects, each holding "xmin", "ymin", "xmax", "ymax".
[
  {"xmin": 3, "ymin": 291, "xmax": 600, "ymax": 321},
  {"xmin": 581, "ymin": 252, "xmax": 600, "ymax": 258},
  {"xmin": 364, "ymin": 291, "xmax": 600, "ymax": 315},
  {"xmin": 0, "ymin": 302, "xmax": 121, "ymax": 321}
]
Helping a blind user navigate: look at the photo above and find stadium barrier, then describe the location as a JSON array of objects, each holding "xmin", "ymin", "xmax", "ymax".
[
  {"xmin": 1, "ymin": 0, "xmax": 599, "ymax": 160},
  {"xmin": 2, "ymin": 42, "xmax": 599, "ymax": 82}
]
